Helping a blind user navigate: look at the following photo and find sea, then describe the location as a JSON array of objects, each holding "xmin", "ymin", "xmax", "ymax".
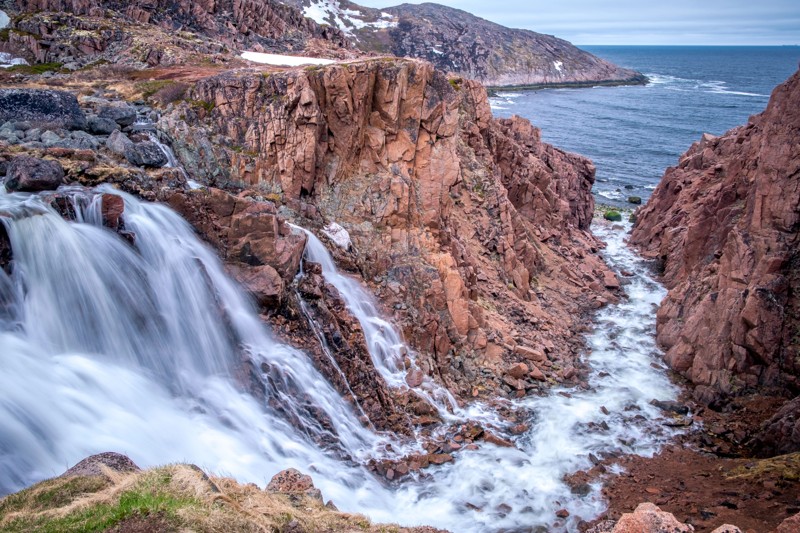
[{"xmin": 489, "ymin": 46, "xmax": 800, "ymax": 207}]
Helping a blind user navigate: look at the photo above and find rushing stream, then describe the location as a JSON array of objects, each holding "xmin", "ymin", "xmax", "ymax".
[{"xmin": 0, "ymin": 184, "xmax": 680, "ymax": 531}]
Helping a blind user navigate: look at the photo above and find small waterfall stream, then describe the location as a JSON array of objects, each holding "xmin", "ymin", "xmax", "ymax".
[{"xmin": 0, "ymin": 184, "xmax": 681, "ymax": 531}]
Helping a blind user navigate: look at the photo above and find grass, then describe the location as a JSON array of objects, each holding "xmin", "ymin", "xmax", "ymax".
[
  {"xmin": 0, "ymin": 469, "xmax": 197, "ymax": 533},
  {"xmin": 6, "ymin": 62, "xmax": 64, "ymax": 75},
  {"xmin": 0, "ymin": 463, "xmax": 415, "ymax": 533}
]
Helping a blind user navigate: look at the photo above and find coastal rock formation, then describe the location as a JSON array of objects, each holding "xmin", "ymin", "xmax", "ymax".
[
  {"xmin": 631, "ymin": 69, "xmax": 800, "ymax": 405},
  {"xmin": 160, "ymin": 57, "xmax": 618, "ymax": 399},
  {"xmin": 282, "ymin": 0, "xmax": 645, "ymax": 87},
  {"xmin": 12, "ymin": 0, "xmax": 350, "ymax": 53}
]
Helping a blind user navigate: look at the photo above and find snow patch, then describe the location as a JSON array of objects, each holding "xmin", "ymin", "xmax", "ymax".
[
  {"xmin": 322, "ymin": 222, "xmax": 351, "ymax": 250},
  {"xmin": 553, "ymin": 60, "xmax": 563, "ymax": 73},
  {"xmin": 0, "ymin": 52, "xmax": 29, "ymax": 69},
  {"xmin": 241, "ymin": 51, "xmax": 337, "ymax": 67},
  {"xmin": 431, "ymin": 48, "xmax": 444, "ymax": 56},
  {"xmin": 302, "ymin": 0, "xmax": 397, "ymax": 38},
  {"xmin": 0, "ymin": 10, "xmax": 9, "ymax": 29}
]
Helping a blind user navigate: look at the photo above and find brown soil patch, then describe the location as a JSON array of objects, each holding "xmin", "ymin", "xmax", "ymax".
[
  {"xmin": 107, "ymin": 511, "xmax": 177, "ymax": 533},
  {"xmin": 595, "ymin": 446, "xmax": 800, "ymax": 532}
]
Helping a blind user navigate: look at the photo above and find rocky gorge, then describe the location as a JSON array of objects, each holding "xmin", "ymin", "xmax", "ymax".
[{"xmin": 0, "ymin": 1, "xmax": 798, "ymax": 532}]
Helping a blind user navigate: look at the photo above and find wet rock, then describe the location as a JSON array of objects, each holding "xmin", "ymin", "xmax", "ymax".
[
  {"xmin": 4, "ymin": 155, "xmax": 64, "ymax": 192},
  {"xmin": 61, "ymin": 452, "xmax": 140, "ymax": 478},
  {"xmin": 87, "ymin": 115, "xmax": 120, "ymax": 135},
  {"xmin": 650, "ymin": 399, "xmax": 690, "ymax": 415},
  {"xmin": 528, "ymin": 365, "xmax": 546, "ymax": 381},
  {"xmin": 556, "ymin": 508, "xmax": 570, "ymax": 518},
  {"xmin": 405, "ymin": 368, "xmax": 425, "ymax": 388},
  {"xmin": 604, "ymin": 210, "xmax": 623, "ymax": 222},
  {"xmin": 627, "ymin": 196, "xmax": 642, "ymax": 205},
  {"xmin": 226, "ymin": 263, "xmax": 283, "ymax": 309},
  {"xmin": 98, "ymin": 103, "xmax": 138, "ymax": 127},
  {"xmin": 101, "ymin": 193, "xmax": 125, "ymax": 230},
  {"xmin": 0, "ymin": 89, "xmax": 87, "ymax": 130},
  {"xmin": 124, "ymin": 141, "xmax": 168, "ymax": 168},
  {"xmin": 266, "ymin": 468, "xmax": 322, "ymax": 501}
]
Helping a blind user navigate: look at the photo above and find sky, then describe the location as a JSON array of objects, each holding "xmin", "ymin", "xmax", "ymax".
[{"xmin": 353, "ymin": 0, "xmax": 800, "ymax": 45}]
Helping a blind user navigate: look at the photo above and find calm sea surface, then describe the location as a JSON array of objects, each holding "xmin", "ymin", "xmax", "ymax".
[{"xmin": 489, "ymin": 46, "xmax": 800, "ymax": 207}]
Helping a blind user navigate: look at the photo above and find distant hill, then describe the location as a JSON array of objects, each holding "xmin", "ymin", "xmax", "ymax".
[{"xmin": 282, "ymin": 0, "xmax": 645, "ymax": 87}]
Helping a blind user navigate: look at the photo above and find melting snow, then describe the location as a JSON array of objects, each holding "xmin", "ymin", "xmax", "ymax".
[
  {"xmin": 322, "ymin": 222, "xmax": 352, "ymax": 250},
  {"xmin": 241, "ymin": 51, "xmax": 337, "ymax": 67},
  {"xmin": 0, "ymin": 10, "xmax": 9, "ymax": 29},
  {"xmin": 302, "ymin": 0, "xmax": 397, "ymax": 38},
  {"xmin": 553, "ymin": 60, "xmax": 563, "ymax": 73}
]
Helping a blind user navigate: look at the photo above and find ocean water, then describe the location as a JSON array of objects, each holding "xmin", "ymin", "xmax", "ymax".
[{"xmin": 490, "ymin": 46, "xmax": 800, "ymax": 206}]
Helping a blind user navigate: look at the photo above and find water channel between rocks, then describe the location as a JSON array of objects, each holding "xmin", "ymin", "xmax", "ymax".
[{"xmin": 0, "ymin": 184, "xmax": 682, "ymax": 532}]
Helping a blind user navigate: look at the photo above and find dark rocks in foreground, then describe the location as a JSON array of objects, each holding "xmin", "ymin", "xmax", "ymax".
[
  {"xmin": 0, "ymin": 89, "xmax": 87, "ymax": 130},
  {"xmin": 4, "ymin": 155, "xmax": 64, "ymax": 192}
]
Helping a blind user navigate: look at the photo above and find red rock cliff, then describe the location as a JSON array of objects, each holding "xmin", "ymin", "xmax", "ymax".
[
  {"xmin": 161, "ymin": 58, "xmax": 619, "ymax": 399},
  {"xmin": 630, "ymin": 70, "xmax": 800, "ymax": 404}
]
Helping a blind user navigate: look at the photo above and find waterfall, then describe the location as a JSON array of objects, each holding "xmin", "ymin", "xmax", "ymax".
[
  {"xmin": 0, "ymin": 183, "xmax": 682, "ymax": 532},
  {"xmin": 0, "ymin": 186, "xmax": 390, "ymax": 500}
]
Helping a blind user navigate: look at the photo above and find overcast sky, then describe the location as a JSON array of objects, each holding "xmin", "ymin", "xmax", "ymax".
[{"xmin": 353, "ymin": 0, "xmax": 800, "ymax": 45}]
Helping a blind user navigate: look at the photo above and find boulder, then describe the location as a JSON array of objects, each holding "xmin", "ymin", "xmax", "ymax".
[
  {"xmin": 774, "ymin": 512, "xmax": 800, "ymax": 533},
  {"xmin": 507, "ymin": 362, "xmax": 529, "ymax": 379},
  {"xmin": 61, "ymin": 452, "xmax": 140, "ymax": 478},
  {"xmin": 4, "ymin": 155, "xmax": 64, "ymax": 192},
  {"xmin": 87, "ymin": 115, "xmax": 120, "ymax": 135},
  {"xmin": 226, "ymin": 263, "xmax": 283, "ymax": 308},
  {"xmin": 124, "ymin": 141, "xmax": 168, "ymax": 167},
  {"xmin": 98, "ymin": 103, "xmax": 138, "ymax": 127},
  {"xmin": 750, "ymin": 396, "xmax": 800, "ymax": 457},
  {"xmin": 106, "ymin": 129, "xmax": 134, "ymax": 155},
  {"xmin": 266, "ymin": 468, "xmax": 322, "ymax": 500},
  {"xmin": 627, "ymin": 196, "xmax": 642, "ymax": 204},
  {"xmin": 611, "ymin": 503, "xmax": 694, "ymax": 532},
  {"xmin": 0, "ymin": 89, "xmax": 87, "ymax": 130}
]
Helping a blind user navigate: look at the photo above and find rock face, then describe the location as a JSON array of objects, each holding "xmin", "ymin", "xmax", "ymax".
[
  {"xmin": 282, "ymin": 0, "xmax": 644, "ymax": 87},
  {"xmin": 630, "ymin": 70, "xmax": 800, "ymax": 404},
  {"xmin": 161, "ymin": 57, "xmax": 618, "ymax": 398},
  {"xmin": 12, "ymin": 0, "xmax": 350, "ymax": 54}
]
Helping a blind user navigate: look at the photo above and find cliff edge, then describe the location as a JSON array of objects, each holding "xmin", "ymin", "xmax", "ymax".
[{"xmin": 630, "ymin": 69, "xmax": 800, "ymax": 406}]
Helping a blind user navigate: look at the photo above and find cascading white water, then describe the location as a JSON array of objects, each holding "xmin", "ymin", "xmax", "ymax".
[
  {"xmin": 1, "ymin": 183, "xmax": 681, "ymax": 532},
  {"xmin": 0, "ymin": 186, "xmax": 392, "ymax": 500}
]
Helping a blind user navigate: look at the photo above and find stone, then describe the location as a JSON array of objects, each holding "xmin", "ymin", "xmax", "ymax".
[
  {"xmin": 649, "ymin": 399, "xmax": 690, "ymax": 415},
  {"xmin": 627, "ymin": 196, "xmax": 642, "ymax": 204},
  {"xmin": 124, "ymin": 141, "xmax": 168, "ymax": 167},
  {"xmin": 556, "ymin": 508, "xmax": 570, "ymax": 518},
  {"xmin": 610, "ymin": 503, "xmax": 693, "ymax": 532},
  {"xmin": 405, "ymin": 368, "xmax": 424, "ymax": 388},
  {"xmin": 40, "ymin": 130, "xmax": 63, "ymax": 147},
  {"xmin": 106, "ymin": 129, "xmax": 134, "ymax": 155},
  {"xmin": 0, "ymin": 89, "xmax": 87, "ymax": 130},
  {"xmin": 507, "ymin": 362, "xmax": 529, "ymax": 379},
  {"xmin": 61, "ymin": 452, "xmax": 140, "ymax": 478},
  {"xmin": 774, "ymin": 511, "xmax": 800, "ymax": 533},
  {"xmin": 101, "ymin": 193, "xmax": 125, "ymax": 230},
  {"xmin": 709, "ymin": 526, "xmax": 741, "ymax": 533},
  {"xmin": 226, "ymin": 263, "xmax": 283, "ymax": 308},
  {"xmin": 87, "ymin": 115, "xmax": 120, "ymax": 135},
  {"xmin": 604, "ymin": 210, "xmax": 623, "ymax": 222},
  {"xmin": 98, "ymin": 103, "xmax": 138, "ymax": 127},
  {"xmin": 266, "ymin": 468, "xmax": 322, "ymax": 501},
  {"xmin": 4, "ymin": 155, "xmax": 65, "ymax": 192},
  {"xmin": 528, "ymin": 365, "xmax": 546, "ymax": 381}
]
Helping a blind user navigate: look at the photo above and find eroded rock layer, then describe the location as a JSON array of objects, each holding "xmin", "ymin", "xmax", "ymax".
[
  {"xmin": 159, "ymin": 58, "xmax": 619, "ymax": 400},
  {"xmin": 631, "ymin": 69, "xmax": 800, "ymax": 404}
]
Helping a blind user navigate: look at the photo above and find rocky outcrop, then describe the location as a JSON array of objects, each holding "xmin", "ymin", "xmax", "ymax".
[
  {"xmin": 160, "ymin": 57, "xmax": 618, "ymax": 399},
  {"xmin": 630, "ymin": 70, "xmax": 800, "ymax": 405},
  {"xmin": 282, "ymin": 0, "xmax": 644, "ymax": 88},
  {"xmin": 12, "ymin": 0, "xmax": 350, "ymax": 55}
]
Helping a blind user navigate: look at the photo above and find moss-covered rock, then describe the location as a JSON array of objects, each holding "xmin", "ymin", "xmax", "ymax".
[{"xmin": 604, "ymin": 210, "xmax": 622, "ymax": 222}]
